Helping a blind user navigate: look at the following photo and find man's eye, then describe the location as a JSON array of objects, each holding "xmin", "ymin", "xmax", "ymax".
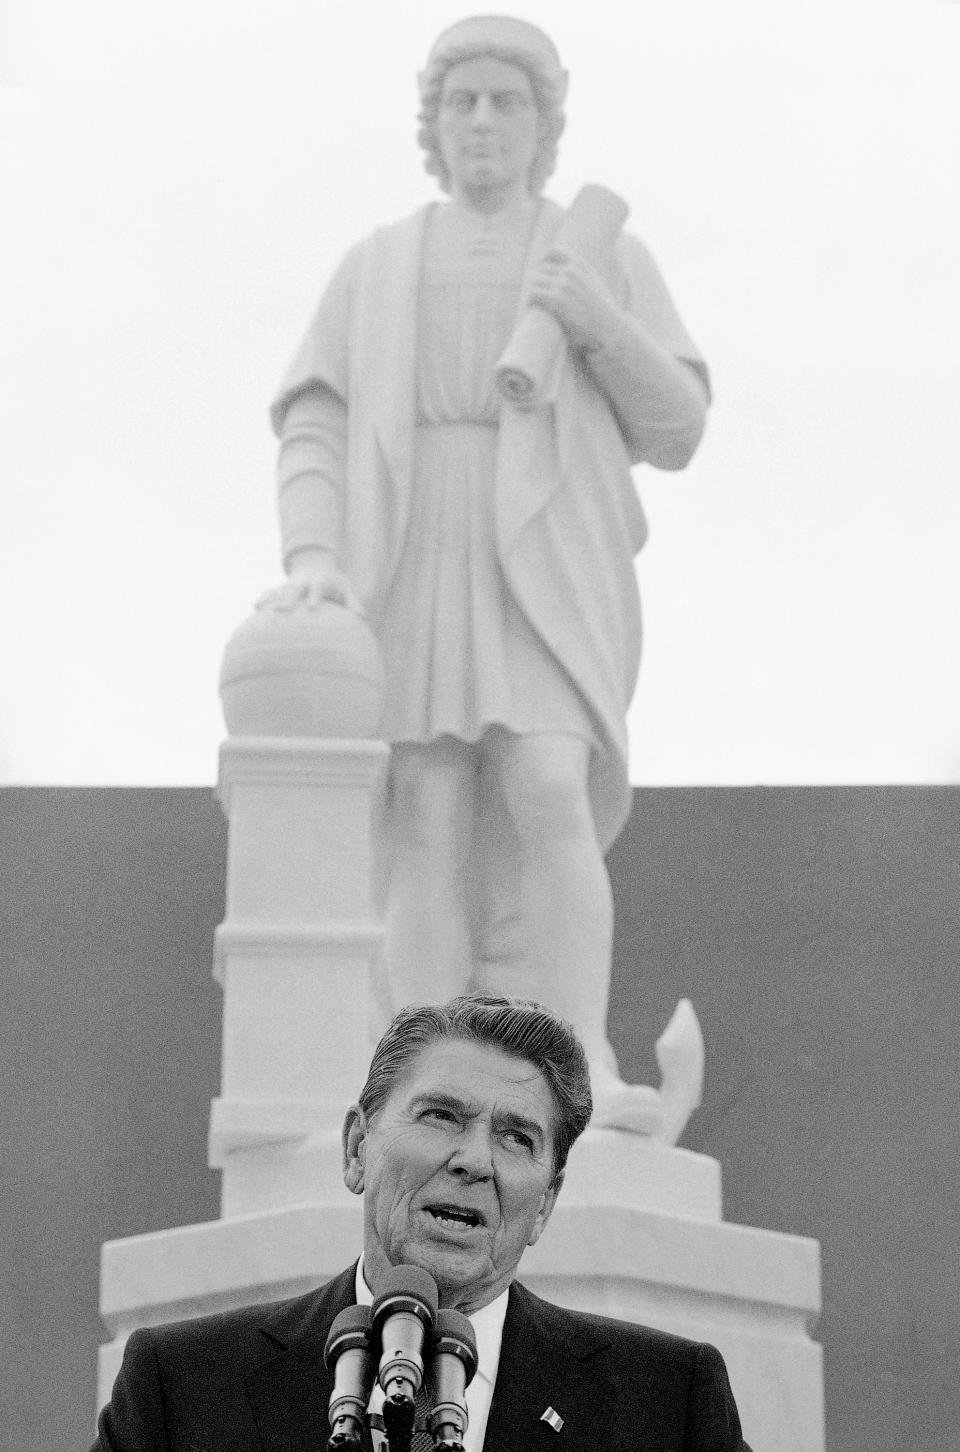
[
  {"xmin": 423, "ymin": 1106, "xmax": 457, "ymax": 1123},
  {"xmin": 504, "ymin": 1129, "xmax": 534, "ymax": 1150}
]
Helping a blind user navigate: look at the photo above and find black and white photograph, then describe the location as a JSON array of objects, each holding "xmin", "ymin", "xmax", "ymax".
[{"xmin": 2, "ymin": 4, "xmax": 958, "ymax": 1449}]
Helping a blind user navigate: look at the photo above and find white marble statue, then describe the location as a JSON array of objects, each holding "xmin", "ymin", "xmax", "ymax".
[{"xmin": 265, "ymin": 16, "xmax": 711, "ymax": 1137}]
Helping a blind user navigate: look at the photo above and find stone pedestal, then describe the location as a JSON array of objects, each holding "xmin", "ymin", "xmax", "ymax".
[
  {"xmin": 212, "ymin": 601, "xmax": 389, "ymax": 1218},
  {"xmin": 95, "ymin": 598, "xmax": 825, "ymax": 1451},
  {"xmin": 210, "ymin": 737, "xmax": 386, "ymax": 1217}
]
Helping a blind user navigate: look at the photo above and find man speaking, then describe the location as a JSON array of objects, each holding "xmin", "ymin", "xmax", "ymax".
[{"xmin": 94, "ymin": 995, "xmax": 750, "ymax": 1450}]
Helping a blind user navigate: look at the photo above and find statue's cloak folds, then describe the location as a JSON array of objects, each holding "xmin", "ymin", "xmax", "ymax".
[{"xmin": 272, "ymin": 201, "xmax": 705, "ymax": 853}]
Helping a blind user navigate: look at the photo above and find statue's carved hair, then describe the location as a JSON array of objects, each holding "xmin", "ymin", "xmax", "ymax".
[
  {"xmin": 358, "ymin": 993, "xmax": 591, "ymax": 1182},
  {"xmin": 417, "ymin": 43, "xmax": 567, "ymax": 195}
]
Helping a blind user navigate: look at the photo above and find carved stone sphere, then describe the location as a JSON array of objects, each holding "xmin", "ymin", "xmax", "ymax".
[{"xmin": 219, "ymin": 600, "xmax": 384, "ymax": 739}]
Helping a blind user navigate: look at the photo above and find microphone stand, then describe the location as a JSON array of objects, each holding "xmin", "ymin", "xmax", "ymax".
[
  {"xmin": 381, "ymin": 1392, "xmax": 416, "ymax": 1452},
  {"xmin": 373, "ymin": 1410, "xmax": 467, "ymax": 1452}
]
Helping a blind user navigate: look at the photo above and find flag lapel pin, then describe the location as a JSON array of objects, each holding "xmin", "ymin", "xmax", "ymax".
[{"xmin": 540, "ymin": 1407, "xmax": 564, "ymax": 1433}]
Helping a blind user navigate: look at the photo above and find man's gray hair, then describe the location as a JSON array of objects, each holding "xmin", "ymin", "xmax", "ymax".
[{"xmin": 358, "ymin": 993, "xmax": 591, "ymax": 1180}]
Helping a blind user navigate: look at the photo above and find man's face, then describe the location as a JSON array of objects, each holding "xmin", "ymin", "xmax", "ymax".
[
  {"xmin": 436, "ymin": 56, "xmax": 541, "ymax": 199},
  {"xmin": 343, "ymin": 1038, "xmax": 562, "ymax": 1312}
]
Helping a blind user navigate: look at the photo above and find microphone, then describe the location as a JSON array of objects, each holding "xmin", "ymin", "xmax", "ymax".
[
  {"xmin": 427, "ymin": 1308, "xmax": 478, "ymax": 1451},
  {"xmin": 324, "ymin": 1305, "xmax": 375, "ymax": 1451},
  {"xmin": 371, "ymin": 1266, "xmax": 439, "ymax": 1451}
]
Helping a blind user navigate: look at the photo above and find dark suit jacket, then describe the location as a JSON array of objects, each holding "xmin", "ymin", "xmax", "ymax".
[{"xmin": 93, "ymin": 1263, "xmax": 751, "ymax": 1451}]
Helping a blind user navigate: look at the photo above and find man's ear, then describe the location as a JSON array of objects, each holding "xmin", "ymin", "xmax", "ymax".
[
  {"xmin": 527, "ymin": 1169, "xmax": 563, "ymax": 1248},
  {"xmin": 342, "ymin": 1105, "xmax": 367, "ymax": 1195}
]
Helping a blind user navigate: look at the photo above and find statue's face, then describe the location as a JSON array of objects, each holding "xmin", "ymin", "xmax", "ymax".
[{"xmin": 436, "ymin": 55, "xmax": 541, "ymax": 197}]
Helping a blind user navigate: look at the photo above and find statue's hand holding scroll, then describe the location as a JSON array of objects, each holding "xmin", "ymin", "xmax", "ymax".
[
  {"xmin": 257, "ymin": 546, "xmax": 363, "ymax": 616},
  {"xmin": 527, "ymin": 248, "xmax": 626, "ymax": 354},
  {"xmin": 494, "ymin": 183, "xmax": 629, "ymax": 408}
]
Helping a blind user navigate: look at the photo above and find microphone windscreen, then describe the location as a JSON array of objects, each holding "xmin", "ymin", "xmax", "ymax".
[
  {"xmin": 371, "ymin": 1265, "xmax": 439, "ymax": 1323},
  {"xmin": 434, "ymin": 1308, "xmax": 478, "ymax": 1384},
  {"xmin": 324, "ymin": 1304, "xmax": 373, "ymax": 1367}
]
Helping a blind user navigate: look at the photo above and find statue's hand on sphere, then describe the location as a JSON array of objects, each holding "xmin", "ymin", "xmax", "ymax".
[
  {"xmin": 257, "ymin": 547, "xmax": 363, "ymax": 616},
  {"xmin": 527, "ymin": 247, "xmax": 625, "ymax": 354}
]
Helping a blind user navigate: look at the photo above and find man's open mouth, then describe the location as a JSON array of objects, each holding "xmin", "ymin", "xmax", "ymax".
[{"xmin": 426, "ymin": 1205, "xmax": 483, "ymax": 1230}]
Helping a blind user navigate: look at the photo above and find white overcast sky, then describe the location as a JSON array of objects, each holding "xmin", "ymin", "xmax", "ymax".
[{"xmin": 1, "ymin": 2, "xmax": 958, "ymax": 786}]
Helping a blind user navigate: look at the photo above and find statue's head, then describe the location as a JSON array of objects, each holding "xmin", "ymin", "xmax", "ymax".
[{"xmin": 418, "ymin": 15, "xmax": 568, "ymax": 196}]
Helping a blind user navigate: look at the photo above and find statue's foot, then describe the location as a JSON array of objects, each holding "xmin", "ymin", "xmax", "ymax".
[
  {"xmin": 654, "ymin": 999, "xmax": 705, "ymax": 1146},
  {"xmin": 589, "ymin": 1066, "xmax": 665, "ymax": 1136},
  {"xmin": 587, "ymin": 1001, "xmax": 706, "ymax": 1143}
]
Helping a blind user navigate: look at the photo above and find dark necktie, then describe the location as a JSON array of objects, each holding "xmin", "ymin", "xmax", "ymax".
[{"xmin": 411, "ymin": 1380, "xmax": 434, "ymax": 1452}]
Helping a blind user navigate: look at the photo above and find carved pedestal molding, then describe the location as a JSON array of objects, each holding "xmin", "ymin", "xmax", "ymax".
[{"xmin": 211, "ymin": 736, "xmax": 386, "ymax": 1215}]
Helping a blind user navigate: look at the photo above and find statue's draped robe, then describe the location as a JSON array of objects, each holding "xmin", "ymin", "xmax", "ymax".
[{"xmin": 272, "ymin": 200, "xmax": 707, "ymax": 864}]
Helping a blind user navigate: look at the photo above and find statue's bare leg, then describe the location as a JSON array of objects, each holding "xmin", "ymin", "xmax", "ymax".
[
  {"xmin": 477, "ymin": 729, "xmax": 663, "ymax": 1134},
  {"xmin": 384, "ymin": 737, "xmax": 479, "ymax": 1010}
]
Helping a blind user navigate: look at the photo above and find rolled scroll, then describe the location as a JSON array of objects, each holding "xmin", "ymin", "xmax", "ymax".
[{"xmin": 495, "ymin": 183, "xmax": 629, "ymax": 407}]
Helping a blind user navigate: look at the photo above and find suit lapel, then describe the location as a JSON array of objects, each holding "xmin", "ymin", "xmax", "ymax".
[
  {"xmin": 241, "ymin": 1267, "xmax": 620, "ymax": 1452},
  {"xmin": 245, "ymin": 1264, "xmax": 359, "ymax": 1452},
  {"xmin": 483, "ymin": 1282, "xmax": 616, "ymax": 1452}
]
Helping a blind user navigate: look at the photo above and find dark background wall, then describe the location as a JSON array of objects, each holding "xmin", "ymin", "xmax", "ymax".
[{"xmin": 2, "ymin": 786, "xmax": 958, "ymax": 1452}]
